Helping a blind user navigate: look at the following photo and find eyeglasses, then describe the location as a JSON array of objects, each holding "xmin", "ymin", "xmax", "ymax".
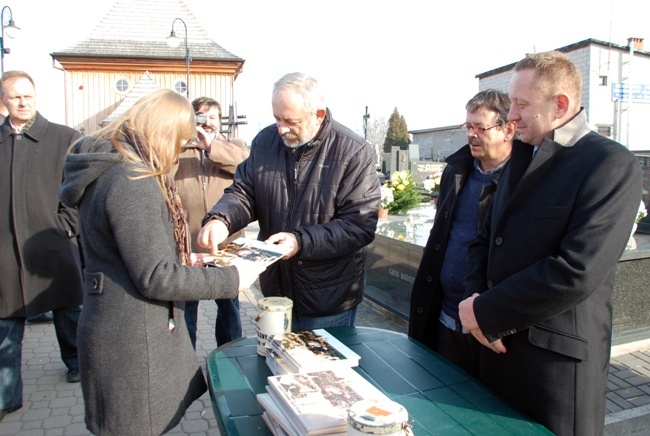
[{"xmin": 460, "ymin": 123, "xmax": 500, "ymax": 134}]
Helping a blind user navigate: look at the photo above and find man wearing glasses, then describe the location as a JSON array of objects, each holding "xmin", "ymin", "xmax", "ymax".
[{"xmin": 409, "ymin": 89, "xmax": 523, "ymax": 376}]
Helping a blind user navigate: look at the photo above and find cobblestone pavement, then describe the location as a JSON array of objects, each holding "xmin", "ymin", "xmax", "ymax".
[{"xmin": 1, "ymin": 284, "xmax": 649, "ymax": 435}]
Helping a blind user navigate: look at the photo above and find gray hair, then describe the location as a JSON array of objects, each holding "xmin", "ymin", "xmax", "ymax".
[
  {"xmin": 466, "ymin": 89, "xmax": 511, "ymax": 126},
  {"xmin": 1, "ymin": 70, "xmax": 35, "ymax": 95},
  {"xmin": 273, "ymin": 72, "xmax": 326, "ymax": 115}
]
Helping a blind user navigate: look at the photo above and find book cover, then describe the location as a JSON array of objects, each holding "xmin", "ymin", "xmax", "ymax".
[
  {"xmin": 266, "ymin": 367, "xmax": 388, "ymax": 434},
  {"xmin": 268, "ymin": 329, "xmax": 360, "ymax": 373},
  {"xmin": 265, "ymin": 348, "xmax": 292, "ymax": 376},
  {"xmin": 258, "ymin": 392, "xmax": 302, "ymax": 436},
  {"xmin": 195, "ymin": 237, "xmax": 291, "ymax": 268}
]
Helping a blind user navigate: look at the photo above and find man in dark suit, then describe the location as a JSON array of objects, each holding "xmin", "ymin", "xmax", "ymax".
[{"xmin": 459, "ymin": 51, "xmax": 642, "ymax": 435}]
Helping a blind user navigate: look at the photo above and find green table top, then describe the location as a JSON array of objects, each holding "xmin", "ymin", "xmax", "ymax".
[{"xmin": 205, "ymin": 326, "xmax": 552, "ymax": 435}]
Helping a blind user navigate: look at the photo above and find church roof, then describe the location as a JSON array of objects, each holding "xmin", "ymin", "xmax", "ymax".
[{"xmin": 51, "ymin": 0, "xmax": 242, "ymax": 62}]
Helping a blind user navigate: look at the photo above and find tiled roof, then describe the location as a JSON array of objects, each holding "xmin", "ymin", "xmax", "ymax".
[
  {"xmin": 101, "ymin": 71, "xmax": 160, "ymax": 125},
  {"xmin": 51, "ymin": 0, "xmax": 242, "ymax": 61}
]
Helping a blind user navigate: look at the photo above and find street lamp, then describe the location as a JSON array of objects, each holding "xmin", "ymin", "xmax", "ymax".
[
  {"xmin": 166, "ymin": 18, "xmax": 190, "ymax": 99},
  {"xmin": 363, "ymin": 106, "xmax": 370, "ymax": 139},
  {"xmin": 1, "ymin": 6, "xmax": 20, "ymax": 74}
]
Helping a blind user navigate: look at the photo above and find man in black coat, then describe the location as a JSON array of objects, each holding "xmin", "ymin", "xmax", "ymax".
[
  {"xmin": 0, "ymin": 71, "xmax": 84, "ymax": 421},
  {"xmin": 459, "ymin": 51, "xmax": 642, "ymax": 435},
  {"xmin": 408, "ymin": 90, "xmax": 517, "ymax": 376},
  {"xmin": 199, "ymin": 72, "xmax": 380, "ymax": 331}
]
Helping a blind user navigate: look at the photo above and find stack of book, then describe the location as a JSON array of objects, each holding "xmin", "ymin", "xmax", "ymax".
[
  {"xmin": 258, "ymin": 367, "xmax": 392, "ymax": 435},
  {"xmin": 265, "ymin": 329, "xmax": 360, "ymax": 375}
]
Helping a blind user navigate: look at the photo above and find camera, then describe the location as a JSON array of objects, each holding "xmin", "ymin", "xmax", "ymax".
[{"xmin": 195, "ymin": 112, "xmax": 207, "ymax": 126}]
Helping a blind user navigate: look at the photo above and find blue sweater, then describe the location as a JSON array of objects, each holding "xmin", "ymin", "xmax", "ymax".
[{"xmin": 439, "ymin": 168, "xmax": 496, "ymax": 323}]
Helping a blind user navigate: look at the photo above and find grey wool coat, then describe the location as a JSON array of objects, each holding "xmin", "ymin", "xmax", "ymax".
[
  {"xmin": 59, "ymin": 136, "xmax": 240, "ymax": 435},
  {"xmin": 0, "ymin": 112, "xmax": 83, "ymax": 318}
]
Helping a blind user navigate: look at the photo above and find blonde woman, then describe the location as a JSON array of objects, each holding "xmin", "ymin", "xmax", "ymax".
[{"xmin": 59, "ymin": 89, "xmax": 262, "ymax": 435}]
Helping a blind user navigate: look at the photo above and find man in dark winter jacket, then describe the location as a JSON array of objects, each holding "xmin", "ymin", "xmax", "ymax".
[
  {"xmin": 0, "ymin": 71, "xmax": 84, "ymax": 421},
  {"xmin": 199, "ymin": 72, "xmax": 380, "ymax": 330},
  {"xmin": 408, "ymin": 90, "xmax": 518, "ymax": 376}
]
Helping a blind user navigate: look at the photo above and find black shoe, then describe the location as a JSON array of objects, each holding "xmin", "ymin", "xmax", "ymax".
[
  {"xmin": 66, "ymin": 368, "xmax": 81, "ymax": 383},
  {"xmin": 0, "ymin": 404, "xmax": 22, "ymax": 421},
  {"xmin": 27, "ymin": 312, "xmax": 54, "ymax": 323}
]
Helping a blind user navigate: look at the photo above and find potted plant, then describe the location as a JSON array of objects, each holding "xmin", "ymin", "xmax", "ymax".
[
  {"xmin": 378, "ymin": 185, "xmax": 394, "ymax": 219},
  {"xmin": 423, "ymin": 170, "xmax": 443, "ymax": 205},
  {"xmin": 383, "ymin": 171, "xmax": 425, "ymax": 215}
]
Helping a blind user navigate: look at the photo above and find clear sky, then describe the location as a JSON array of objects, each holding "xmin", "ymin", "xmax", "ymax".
[{"xmin": 3, "ymin": 0, "xmax": 648, "ymax": 143}]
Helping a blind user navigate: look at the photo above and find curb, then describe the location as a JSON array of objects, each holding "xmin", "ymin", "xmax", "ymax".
[{"xmin": 605, "ymin": 404, "xmax": 650, "ymax": 435}]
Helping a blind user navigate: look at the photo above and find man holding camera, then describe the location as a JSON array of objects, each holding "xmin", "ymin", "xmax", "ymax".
[{"xmin": 174, "ymin": 97, "xmax": 249, "ymax": 349}]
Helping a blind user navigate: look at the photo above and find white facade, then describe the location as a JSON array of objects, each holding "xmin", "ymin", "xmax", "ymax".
[
  {"xmin": 414, "ymin": 39, "xmax": 650, "ymax": 156},
  {"xmin": 478, "ymin": 38, "xmax": 650, "ymax": 152}
]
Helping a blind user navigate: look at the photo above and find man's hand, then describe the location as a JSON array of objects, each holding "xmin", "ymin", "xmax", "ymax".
[
  {"xmin": 459, "ymin": 293, "xmax": 507, "ymax": 354},
  {"xmin": 197, "ymin": 220, "xmax": 229, "ymax": 253},
  {"xmin": 265, "ymin": 232, "xmax": 299, "ymax": 260},
  {"xmin": 195, "ymin": 126, "xmax": 212, "ymax": 152}
]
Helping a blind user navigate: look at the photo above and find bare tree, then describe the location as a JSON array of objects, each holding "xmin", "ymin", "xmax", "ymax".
[{"xmin": 366, "ymin": 116, "xmax": 388, "ymax": 166}]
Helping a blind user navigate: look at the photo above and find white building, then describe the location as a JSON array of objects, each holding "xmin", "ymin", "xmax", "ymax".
[{"xmin": 413, "ymin": 37, "xmax": 650, "ymax": 156}]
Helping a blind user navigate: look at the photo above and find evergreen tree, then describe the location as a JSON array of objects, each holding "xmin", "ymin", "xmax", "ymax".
[{"xmin": 383, "ymin": 107, "xmax": 409, "ymax": 153}]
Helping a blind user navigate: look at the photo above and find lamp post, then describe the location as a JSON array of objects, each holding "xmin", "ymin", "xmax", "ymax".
[
  {"xmin": 363, "ymin": 106, "xmax": 370, "ymax": 139},
  {"xmin": 166, "ymin": 18, "xmax": 190, "ymax": 99},
  {"xmin": 0, "ymin": 6, "xmax": 20, "ymax": 74}
]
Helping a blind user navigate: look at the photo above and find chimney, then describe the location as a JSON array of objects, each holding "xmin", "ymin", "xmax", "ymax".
[{"xmin": 627, "ymin": 37, "xmax": 644, "ymax": 51}]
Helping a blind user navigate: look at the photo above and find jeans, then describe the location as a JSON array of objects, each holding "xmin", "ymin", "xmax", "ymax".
[
  {"xmin": 184, "ymin": 296, "xmax": 242, "ymax": 349},
  {"xmin": 0, "ymin": 306, "xmax": 80, "ymax": 410},
  {"xmin": 291, "ymin": 306, "xmax": 357, "ymax": 331},
  {"xmin": 0, "ymin": 318, "xmax": 24, "ymax": 410}
]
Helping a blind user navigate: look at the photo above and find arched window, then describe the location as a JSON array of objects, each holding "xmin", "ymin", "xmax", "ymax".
[
  {"xmin": 173, "ymin": 79, "xmax": 187, "ymax": 95},
  {"xmin": 114, "ymin": 78, "xmax": 130, "ymax": 94}
]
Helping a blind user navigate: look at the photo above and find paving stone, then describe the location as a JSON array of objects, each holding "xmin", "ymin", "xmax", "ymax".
[
  {"xmin": 49, "ymin": 398, "xmax": 77, "ymax": 410},
  {"xmin": 21, "ymin": 408, "xmax": 51, "ymax": 421},
  {"xmin": 640, "ymin": 385, "xmax": 650, "ymax": 395},
  {"xmin": 625, "ymin": 375, "xmax": 650, "ymax": 387},
  {"xmin": 609, "ymin": 374, "xmax": 633, "ymax": 389},
  {"xmin": 629, "ymin": 395, "xmax": 650, "ymax": 407},
  {"xmin": 63, "ymin": 423, "xmax": 91, "ymax": 435},
  {"xmin": 42, "ymin": 414, "xmax": 71, "ymax": 429},
  {"xmin": 180, "ymin": 418, "xmax": 211, "ymax": 433},
  {"xmin": 606, "ymin": 398, "xmax": 623, "ymax": 413},
  {"xmin": 20, "ymin": 419, "xmax": 45, "ymax": 431},
  {"xmin": 607, "ymin": 392, "xmax": 635, "ymax": 410},
  {"xmin": 616, "ymin": 386, "xmax": 645, "ymax": 399}
]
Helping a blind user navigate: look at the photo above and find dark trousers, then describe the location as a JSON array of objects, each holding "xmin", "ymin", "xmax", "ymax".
[
  {"xmin": 52, "ymin": 306, "xmax": 81, "ymax": 370},
  {"xmin": 0, "ymin": 305, "xmax": 80, "ymax": 410},
  {"xmin": 435, "ymin": 322, "xmax": 480, "ymax": 377},
  {"xmin": 184, "ymin": 297, "xmax": 242, "ymax": 348}
]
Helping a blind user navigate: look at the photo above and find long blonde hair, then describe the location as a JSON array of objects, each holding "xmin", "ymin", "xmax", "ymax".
[{"xmin": 94, "ymin": 88, "xmax": 195, "ymax": 204}]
